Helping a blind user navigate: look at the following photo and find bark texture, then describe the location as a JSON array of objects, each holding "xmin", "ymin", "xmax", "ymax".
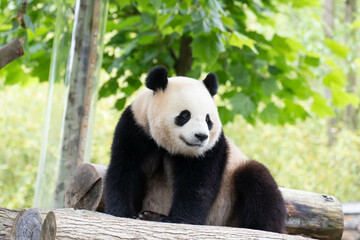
[{"xmin": 0, "ymin": 38, "xmax": 24, "ymax": 70}]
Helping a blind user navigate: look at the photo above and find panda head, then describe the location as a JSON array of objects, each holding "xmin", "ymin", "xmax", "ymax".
[{"xmin": 145, "ymin": 66, "xmax": 222, "ymax": 157}]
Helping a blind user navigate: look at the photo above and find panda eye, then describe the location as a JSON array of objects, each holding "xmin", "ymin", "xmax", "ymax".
[
  {"xmin": 206, "ymin": 114, "xmax": 210, "ymax": 123},
  {"xmin": 206, "ymin": 114, "xmax": 213, "ymax": 130},
  {"xmin": 175, "ymin": 110, "xmax": 191, "ymax": 126},
  {"xmin": 180, "ymin": 110, "xmax": 191, "ymax": 120}
]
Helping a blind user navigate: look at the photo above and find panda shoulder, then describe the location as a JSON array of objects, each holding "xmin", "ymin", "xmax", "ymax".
[
  {"xmin": 224, "ymin": 136, "xmax": 249, "ymax": 170},
  {"xmin": 131, "ymin": 89, "xmax": 153, "ymax": 134}
]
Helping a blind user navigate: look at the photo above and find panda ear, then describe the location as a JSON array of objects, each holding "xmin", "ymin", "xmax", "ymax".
[
  {"xmin": 146, "ymin": 66, "xmax": 168, "ymax": 92},
  {"xmin": 203, "ymin": 72, "xmax": 218, "ymax": 96}
]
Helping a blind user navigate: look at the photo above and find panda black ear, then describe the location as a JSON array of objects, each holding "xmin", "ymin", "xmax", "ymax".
[
  {"xmin": 146, "ymin": 66, "xmax": 168, "ymax": 92},
  {"xmin": 203, "ymin": 72, "xmax": 218, "ymax": 96}
]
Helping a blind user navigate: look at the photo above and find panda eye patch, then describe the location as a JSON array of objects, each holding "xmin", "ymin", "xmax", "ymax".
[
  {"xmin": 175, "ymin": 110, "xmax": 191, "ymax": 126},
  {"xmin": 206, "ymin": 114, "xmax": 213, "ymax": 130}
]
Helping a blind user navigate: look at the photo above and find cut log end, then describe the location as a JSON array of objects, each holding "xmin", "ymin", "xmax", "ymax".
[
  {"xmin": 40, "ymin": 211, "xmax": 56, "ymax": 240},
  {"xmin": 10, "ymin": 209, "xmax": 42, "ymax": 240},
  {"xmin": 65, "ymin": 163, "xmax": 106, "ymax": 211}
]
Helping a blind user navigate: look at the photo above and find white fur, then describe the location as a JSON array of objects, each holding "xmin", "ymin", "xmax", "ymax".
[
  {"xmin": 133, "ymin": 76, "xmax": 222, "ymax": 157},
  {"xmin": 132, "ymin": 75, "xmax": 250, "ymax": 226}
]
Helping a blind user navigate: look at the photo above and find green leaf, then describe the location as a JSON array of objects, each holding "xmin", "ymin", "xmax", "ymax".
[
  {"xmin": 311, "ymin": 94, "xmax": 334, "ymax": 117},
  {"xmin": 268, "ymin": 65, "xmax": 281, "ymax": 75},
  {"xmin": 230, "ymin": 64, "xmax": 250, "ymax": 88},
  {"xmin": 350, "ymin": 20, "xmax": 360, "ymax": 29},
  {"xmin": 115, "ymin": 97, "xmax": 127, "ymax": 110},
  {"xmin": 118, "ymin": 0, "xmax": 132, "ymax": 9},
  {"xmin": 207, "ymin": 0, "xmax": 225, "ymax": 14},
  {"xmin": 324, "ymin": 38, "xmax": 350, "ymax": 59},
  {"xmin": 261, "ymin": 77, "xmax": 278, "ymax": 96},
  {"xmin": 259, "ymin": 103, "xmax": 279, "ymax": 124},
  {"xmin": 284, "ymin": 100, "xmax": 308, "ymax": 121},
  {"xmin": 331, "ymin": 87, "xmax": 359, "ymax": 108},
  {"xmin": 191, "ymin": 33, "xmax": 224, "ymax": 66},
  {"xmin": 218, "ymin": 106, "xmax": 234, "ymax": 124},
  {"xmin": 229, "ymin": 32, "xmax": 257, "ymax": 53},
  {"xmin": 221, "ymin": 16, "xmax": 235, "ymax": 29},
  {"xmin": 157, "ymin": 14, "xmax": 172, "ymax": 30},
  {"xmin": 151, "ymin": 0, "xmax": 162, "ymax": 9},
  {"xmin": 304, "ymin": 55, "xmax": 320, "ymax": 67},
  {"xmin": 323, "ymin": 70, "xmax": 346, "ymax": 88},
  {"xmin": 230, "ymin": 93, "xmax": 256, "ymax": 117},
  {"xmin": 98, "ymin": 78, "xmax": 119, "ymax": 99},
  {"xmin": 23, "ymin": 14, "xmax": 35, "ymax": 34}
]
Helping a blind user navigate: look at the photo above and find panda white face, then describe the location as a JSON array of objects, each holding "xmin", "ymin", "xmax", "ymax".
[{"xmin": 147, "ymin": 77, "xmax": 222, "ymax": 157}]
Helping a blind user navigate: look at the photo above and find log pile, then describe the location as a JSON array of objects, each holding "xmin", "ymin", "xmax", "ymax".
[
  {"xmin": 1, "ymin": 207, "xmax": 311, "ymax": 240},
  {"xmin": 65, "ymin": 163, "xmax": 344, "ymax": 240},
  {"xmin": 342, "ymin": 202, "xmax": 360, "ymax": 240},
  {"xmin": 0, "ymin": 163, "xmax": 344, "ymax": 239}
]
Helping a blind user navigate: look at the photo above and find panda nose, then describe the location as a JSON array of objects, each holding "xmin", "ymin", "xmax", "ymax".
[{"xmin": 194, "ymin": 133, "xmax": 208, "ymax": 142}]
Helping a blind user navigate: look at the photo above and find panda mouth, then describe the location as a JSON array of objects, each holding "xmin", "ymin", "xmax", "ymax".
[{"xmin": 180, "ymin": 136, "xmax": 202, "ymax": 147}]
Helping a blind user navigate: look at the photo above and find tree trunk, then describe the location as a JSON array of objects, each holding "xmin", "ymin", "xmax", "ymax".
[
  {"xmin": 174, "ymin": 35, "xmax": 193, "ymax": 76},
  {"xmin": 323, "ymin": 0, "xmax": 338, "ymax": 146},
  {"xmin": 54, "ymin": 0, "xmax": 107, "ymax": 208},
  {"xmin": 65, "ymin": 163, "xmax": 344, "ymax": 240},
  {"xmin": 344, "ymin": 0, "xmax": 358, "ymax": 129}
]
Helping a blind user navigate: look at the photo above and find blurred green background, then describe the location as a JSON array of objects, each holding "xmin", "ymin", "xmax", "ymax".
[{"xmin": 1, "ymin": 0, "xmax": 359, "ymax": 209}]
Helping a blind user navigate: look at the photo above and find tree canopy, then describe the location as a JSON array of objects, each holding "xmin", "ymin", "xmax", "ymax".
[{"xmin": 1, "ymin": 0, "xmax": 359, "ymax": 125}]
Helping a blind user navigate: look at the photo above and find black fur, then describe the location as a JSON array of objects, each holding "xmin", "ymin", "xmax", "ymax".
[
  {"xmin": 104, "ymin": 106, "xmax": 159, "ymax": 217},
  {"xmin": 104, "ymin": 105, "xmax": 228, "ymax": 224},
  {"xmin": 231, "ymin": 160, "xmax": 287, "ymax": 233},
  {"xmin": 162, "ymin": 131, "xmax": 228, "ymax": 224},
  {"xmin": 104, "ymin": 73, "xmax": 286, "ymax": 233},
  {"xmin": 203, "ymin": 73, "xmax": 218, "ymax": 96},
  {"xmin": 175, "ymin": 110, "xmax": 191, "ymax": 127},
  {"xmin": 145, "ymin": 66, "xmax": 168, "ymax": 92},
  {"xmin": 206, "ymin": 114, "xmax": 213, "ymax": 130}
]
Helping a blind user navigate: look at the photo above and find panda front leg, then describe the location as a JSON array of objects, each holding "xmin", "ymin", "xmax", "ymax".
[
  {"xmin": 104, "ymin": 106, "xmax": 158, "ymax": 218},
  {"xmin": 232, "ymin": 160, "xmax": 287, "ymax": 233}
]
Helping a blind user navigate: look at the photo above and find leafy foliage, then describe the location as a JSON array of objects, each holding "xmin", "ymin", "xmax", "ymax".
[
  {"xmin": 0, "ymin": 0, "xmax": 74, "ymax": 86},
  {"xmin": 1, "ymin": 0, "xmax": 358, "ymax": 126},
  {"xmin": 101, "ymin": 0, "xmax": 358, "ymax": 125}
]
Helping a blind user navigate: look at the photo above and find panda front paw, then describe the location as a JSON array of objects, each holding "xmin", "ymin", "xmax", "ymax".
[{"xmin": 135, "ymin": 211, "xmax": 168, "ymax": 222}]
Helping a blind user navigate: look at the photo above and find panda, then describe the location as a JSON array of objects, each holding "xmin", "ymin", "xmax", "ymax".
[{"xmin": 104, "ymin": 66, "xmax": 287, "ymax": 233}]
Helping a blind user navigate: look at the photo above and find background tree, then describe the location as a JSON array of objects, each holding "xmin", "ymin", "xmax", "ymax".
[{"xmin": 100, "ymin": 0, "xmax": 358, "ymax": 126}]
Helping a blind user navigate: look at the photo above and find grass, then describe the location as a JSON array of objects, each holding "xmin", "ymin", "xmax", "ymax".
[{"xmin": 0, "ymin": 83, "xmax": 359, "ymax": 209}]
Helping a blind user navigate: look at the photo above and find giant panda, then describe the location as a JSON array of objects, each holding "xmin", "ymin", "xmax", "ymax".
[{"xmin": 104, "ymin": 66, "xmax": 287, "ymax": 233}]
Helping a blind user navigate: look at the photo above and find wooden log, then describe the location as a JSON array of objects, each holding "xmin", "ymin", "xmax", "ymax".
[
  {"xmin": 64, "ymin": 163, "xmax": 107, "ymax": 212},
  {"xmin": 10, "ymin": 209, "xmax": 42, "ymax": 240},
  {"xmin": 281, "ymin": 188, "xmax": 343, "ymax": 239},
  {"xmin": 40, "ymin": 208, "xmax": 310, "ymax": 240},
  {"xmin": 65, "ymin": 163, "xmax": 344, "ymax": 239},
  {"xmin": 0, "ymin": 207, "xmax": 20, "ymax": 240}
]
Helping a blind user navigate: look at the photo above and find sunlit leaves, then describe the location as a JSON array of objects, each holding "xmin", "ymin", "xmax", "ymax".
[
  {"xmin": 324, "ymin": 38, "xmax": 350, "ymax": 59},
  {"xmin": 102, "ymin": 0, "xmax": 346, "ymax": 126},
  {"xmin": 311, "ymin": 94, "xmax": 334, "ymax": 117},
  {"xmin": 350, "ymin": 20, "xmax": 360, "ymax": 29},
  {"xmin": 323, "ymin": 70, "xmax": 346, "ymax": 88},
  {"xmin": 229, "ymin": 32, "xmax": 257, "ymax": 53},
  {"xmin": 332, "ymin": 88, "xmax": 359, "ymax": 108}
]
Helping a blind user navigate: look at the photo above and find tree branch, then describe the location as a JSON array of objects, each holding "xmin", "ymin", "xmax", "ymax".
[{"xmin": 0, "ymin": 38, "xmax": 24, "ymax": 70}]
